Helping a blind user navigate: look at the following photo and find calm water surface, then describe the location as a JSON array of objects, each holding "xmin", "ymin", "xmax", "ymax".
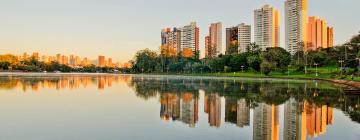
[{"xmin": 0, "ymin": 74, "xmax": 359, "ymax": 140}]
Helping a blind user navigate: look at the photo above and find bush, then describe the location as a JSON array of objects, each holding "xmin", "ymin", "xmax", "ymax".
[{"xmin": 261, "ymin": 61, "xmax": 274, "ymax": 76}]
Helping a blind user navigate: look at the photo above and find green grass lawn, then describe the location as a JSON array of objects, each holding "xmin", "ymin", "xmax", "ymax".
[{"xmin": 182, "ymin": 66, "xmax": 360, "ymax": 82}]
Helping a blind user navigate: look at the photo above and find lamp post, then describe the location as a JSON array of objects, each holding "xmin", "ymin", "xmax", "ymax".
[
  {"xmin": 288, "ymin": 65, "xmax": 290, "ymax": 77},
  {"xmin": 241, "ymin": 65, "xmax": 244, "ymax": 73},
  {"xmin": 357, "ymin": 58, "xmax": 360, "ymax": 77},
  {"xmin": 339, "ymin": 60, "xmax": 344, "ymax": 77},
  {"xmin": 314, "ymin": 63, "xmax": 319, "ymax": 77},
  {"xmin": 305, "ymin": 51, "xmax": 308, "ymax": 74}
]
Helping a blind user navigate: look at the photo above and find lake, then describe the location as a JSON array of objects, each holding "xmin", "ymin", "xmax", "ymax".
[{"xmin": 0, "ymin": 73, "xmax": 359, "ymax": 140}]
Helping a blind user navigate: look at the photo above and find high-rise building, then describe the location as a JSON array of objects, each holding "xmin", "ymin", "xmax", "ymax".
[
  {"xmin": 161, "ymin": 27, "xmax": 181, "ymax": 54},
  {"xmin": 226, "ymin": 26, "xmax": 238, "ymax": 54},
  {"xmin": 61, "ymin": 55, "xmax": 68, "ymax": 65},
  {"xmin": 98, "ymin": 55, "xmax": 105, "ymax": 67},
  {"xmin": 307, "ymin": 16, "xmax": 334, "ymax": 51},
  {"xmin": 327, "ymin": 27, "xmax": 334, "ymax": 48},
  {"xmin": 206, "ymin": 22, "xmax": 222, "ymax": 58},
  {"xmin": 161, "ymin": 22, "xmax": 199, "ymax": 58},
  {"xmin": 82, "ymin": 57, "xmax": 91, "ymax": 66},
  {"xmin": 56, "ymin": 54, "xmax": 62, "ymax": 64},
  {"xmin": 285, "ymin": 0, "xmax": 307, "ymax": 55},
  {"xmin": 22, "ymin": 53, "xmax": 29, "ymax": 61},
  {"xmin": 75, "ymin": 56, "xmax": 81, "ymax": 66},
  {"xmin": 180, "ymin": 22, "xmax": 200, "ymax": 57},
  {"xmin": 108, "ymin": 58, "xmax": 113, "ymax": 67},
  {"xmin": 226, "ymin": 23, "xmax": 251, "ymax": 54},
  {"xmin": 32, "ymin": 52, "xmax": 40, "ymax": 60},
  {"xmin": 69, "ymin": 55, "xmax": 75, "ymax": 66},
  {"xmin": 238, "ymin": 23, "xmax": 252, "ymax": 53},
  {"xmin": 255, "ymin": 5, "xmax": 280, "ymax": 50}
]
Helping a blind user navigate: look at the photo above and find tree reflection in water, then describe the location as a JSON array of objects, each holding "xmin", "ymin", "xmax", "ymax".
[{"xmin": 0, "ymin": 75, "xmax": 359, "ymax": 139}]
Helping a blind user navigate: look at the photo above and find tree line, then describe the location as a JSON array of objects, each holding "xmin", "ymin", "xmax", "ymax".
[
  {"xmin": 130, "ymin": 32, "xmax": 360, "ymax": 76},
  {"xmin": 0, "ymin": 56, "xmax": 118, "ymax": 73}
]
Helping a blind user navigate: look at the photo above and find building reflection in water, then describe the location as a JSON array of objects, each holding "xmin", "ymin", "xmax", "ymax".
[
  {"xmin": 253, "ymin": 103, "xmax": 279, "ymax": 140},
  {"xmin": 0, "ymin": 75, "xmax": 347, "ymax": 139},
  {"xmin": 0, "ymin": 75, "xmax": 130, "ymax": 91},
  {"xmin": 160, "ymin": 93, "xmax": 198, "ymax": 128},
  {"xmin": 205, "ymin": 93, "xmax": 221, "ymax": 127},
  {"xmin": 225, "ymin": 98, "xmax": 250, "ymax": 127},
  {"xmin": 283, "ymin": 98, "xmax": 334, "ymax": 140}
]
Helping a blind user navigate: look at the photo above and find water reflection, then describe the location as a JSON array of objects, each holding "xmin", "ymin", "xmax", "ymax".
[
  {"xmin": 0, "ymin": 75, "xmax": 359, "ymax": 140},
  {"xmin": 0, "ymin": 75, "xmax": 129, "ymax": 91},
  {"xmin": 128, "ymin": 76, "xmax": 359, "ymax": 140}
]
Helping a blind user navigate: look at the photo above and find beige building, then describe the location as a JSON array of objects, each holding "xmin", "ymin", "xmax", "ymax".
[
  {"xmin": 98, "ymin": 55, "xmax": 105, "ymax": 67},
  {"xmin": 238, "ymin": 23, "xmax": 252, "ymax": 53},
  {"xmin": 285, "ymin": 0, "xmax": 307, "ymax": 55},
  {"xmin": 206, "ymin": 22, "xmax": 222, "ymax": 58},
  {"xmin": 254, "ymin": 5, "xmax": 280, "ymax": 50}
]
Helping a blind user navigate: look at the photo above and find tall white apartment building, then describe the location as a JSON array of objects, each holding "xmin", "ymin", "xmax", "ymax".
[
  {"xmin": 180, "ymin": 22, "xmax": 199, "ymax": 53},
  {"xmin": 238, "ymin": 23, "xmax": 251, "ymax": 53},
  {"xmin": 285, "ymin": 0, "xmax": 307, "ymax": 55},
  {"xmin": 254, "ymin": 5, "xmax": 280, "ymax": 51}
]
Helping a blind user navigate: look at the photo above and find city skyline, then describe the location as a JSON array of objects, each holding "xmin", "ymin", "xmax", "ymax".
[
  {"xmin": 14, "ymin": 51, "xmax": 124, "ymax": 68},
  {"xmin": 1, "ymin": 0, "xmax": 359, "ymax": 62}
]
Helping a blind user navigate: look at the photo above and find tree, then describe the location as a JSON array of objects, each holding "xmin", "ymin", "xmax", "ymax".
[
  {"xmin": 182, "ymin": 48, "xmax": 194, "ymax": 58},
  {"xmin": 261, "ymin": 47, "xmax": 291, "ymax": 73},
  {"xmin": 132, "ymin": 49, "xmax": 158, "ymax": 73},
  {"xmin": 247, "ymin": 42, "xmax": 261, "ymax": 53},
  {"xmin": 229, "ymin": 53, "xmax": 248, "ymax": 72},
  {"xmin": 247, "ymin": 54, "xmax": 261, "ymax": 71},
  {"xmin": 160, "ymin": 44, "xmax": 177, "ymax": 57},
  {"xmin": 226, "ymin": 45, "xmax": 238, "ymax": 55},
  {"xmin": 350, "ymin": 32, "xmax": 360, "ymax": 44},
  {"xmin": 261, "ymin": 60, "xmax": 273, "ymax": 75}
]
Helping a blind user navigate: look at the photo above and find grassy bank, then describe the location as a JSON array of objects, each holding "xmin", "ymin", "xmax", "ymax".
[{"xmin": 156, "ymin": 66, "xmax": 360, "ymax": 82}]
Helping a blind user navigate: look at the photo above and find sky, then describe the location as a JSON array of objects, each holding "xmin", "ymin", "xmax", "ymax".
[{"xmin": 0, "ymin": 0, "xmax": 359, "ymax": 63}]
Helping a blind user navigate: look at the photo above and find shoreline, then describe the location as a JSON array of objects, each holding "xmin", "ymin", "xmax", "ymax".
[{"xmin": 1, "ymin": 72, "xmax": 360, "ymax": 91}]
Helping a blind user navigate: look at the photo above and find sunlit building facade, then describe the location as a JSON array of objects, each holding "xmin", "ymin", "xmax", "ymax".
[
  {"xmin": 254, "ymin": 5, "xmax": 280, "ymax": 50},
  {"xmin": 161, "ymin": 22, "xmax": 199, "ymax": 57},
  {"xmin": 98, "ymin": 55, "xmax": 106, "ymax": 67},
  {"xmin": 161, "ymin": 27, "xmax": 181, "ymax": 55},
  {"xmin": 285, "ymin": 0, "xmax": 307, "ymax": 55},
  {"xmin": 180, "ymin": 22, "xmax": 200, "ymax": 56},
  {"xmin": 205, "ymin": 22, "xmax": 222, "ymax": 58},
  {"xmin": 306, "ymin": 16, "xmax": 334, "ymax": 51},
  {"xmin": 225, "ymin": 23, "xmax": 251, "ymax": 54}
]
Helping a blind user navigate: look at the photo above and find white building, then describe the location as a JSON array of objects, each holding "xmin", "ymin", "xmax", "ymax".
[
  {"xmin": 285, "ymin": 0, "xmax": 307, "ymax": 55},
  {"xmin": 180, "ymin": 22, "xmax": 199, "ymax": 53},
  {"xmin": 254, "ymin": 5, "xmax": 280, "ymax": 50},
  {"xmin": 238, "ymin": 23, "xmax": 251, "ymax": 53}
]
